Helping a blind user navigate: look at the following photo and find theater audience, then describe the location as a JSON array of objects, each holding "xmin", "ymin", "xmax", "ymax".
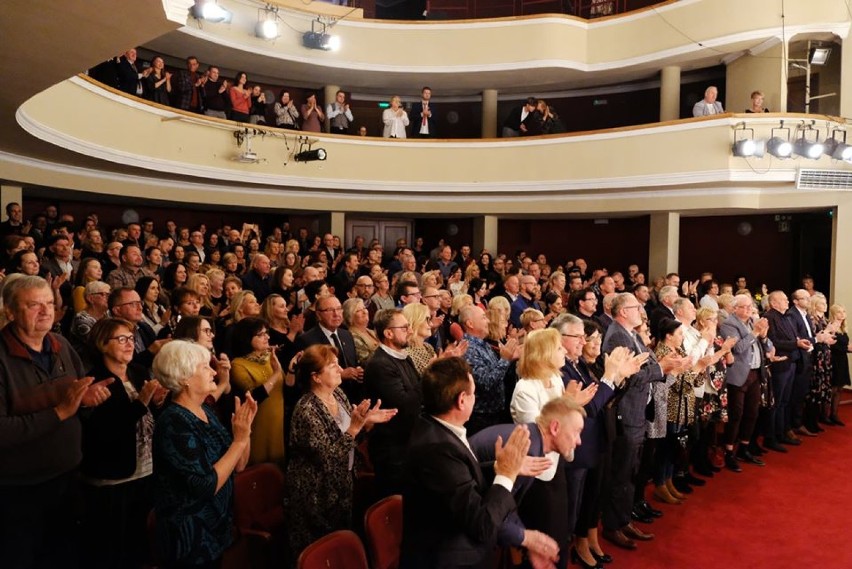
[
  {"xmin": 300, "ymin": 92, "xmax": 325, "ymax": 132},
  {"xmin": 746, "ymin": 90, "xmax": 769, "ymax": 113},
  {"xmin": 274, "ymin": 89, "xmax": 300, "ymax": 129},
  {"xmin": 70, "ymin": 280, "xmax": 111, "ymax": 361},
  {"xmin": 692, "ymin": 85, "xmax": 724, "ymax": 117},
  {"xmin": 229, "ymin": 72, "xmax": 251, "ymax": 123},
  {"xmin": 343, "ymin": 297, "xmax": 380, "ymax": 366}
]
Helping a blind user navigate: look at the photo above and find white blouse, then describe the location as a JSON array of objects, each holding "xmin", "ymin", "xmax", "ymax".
[{"xmin": 382, "ymin": 107, "xmax": 410, "ymax": 139}]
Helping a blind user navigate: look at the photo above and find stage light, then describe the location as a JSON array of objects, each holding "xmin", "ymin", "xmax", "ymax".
[
  {"xmin": 767, "ymin": 137, "xmax": 792, "ymax": 158},
  {"xmin": 295, "ymin": 148, "xmax": 327, "ymax": 162},
  {"xmin": 190, "ymin": 1, "xmax": 232, "ymax": 23},
  {"xmin": 810, "ymin": 47, "xmax": 832, "ymax": 65},
  {"xmin": 823, "ymin": 131, "xmax": 852, "ymax": 161},
  {"xmin": 731, "ymin": 124, "xmax": 765, "ymax": 158},
  {"xmin": 303, "ymin": 18, "xmax": 340, "ymax": 51},
  {"xmin": 256, "ymin": 6, "xmax": 279, "ymax": 39},
  {"xmin": 793, "ymin": 124, "xmax": 824, "ymax": 160}
]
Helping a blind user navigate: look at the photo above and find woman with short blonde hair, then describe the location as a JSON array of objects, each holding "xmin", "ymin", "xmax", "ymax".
[{"xmin": 511, "ymin": 328, "xmax": 566, "ymax": 424}]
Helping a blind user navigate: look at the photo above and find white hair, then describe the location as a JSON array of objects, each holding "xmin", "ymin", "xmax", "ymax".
[{"xmin": 153, "ymin": 340, "xmax": 211, "ymax": 393}]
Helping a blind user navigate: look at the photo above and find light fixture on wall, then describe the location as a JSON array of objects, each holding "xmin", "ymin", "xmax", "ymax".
[
  {"xmin": 793, "ymin": 121, "xmax": 824, "ymax": 159},
  {"xmin": 294, "ymin": 136, "xmax": 327, "ymax": 162},
  {"xmin": 255, "ymin": 5, "xmax": 280, "ymax": 39},
  {"xmin": 822, "ymin": 128, "xmax": 852, "ymax": 161},
  {"xmin": 766, "ymin": 122, "xmax": 793, "ymax": 159},
  {"xmin": 809, "ymin": 46, "xmax": 832, "ymax": 65},
  {"xmin": 190, "ymin": 0, "xmax": 232, "ymax": 23},
  {"xmin": 303, "ymin": 18, "xmax": 340, "ymax": 51},
  {"xmin": 731, "ymin": 123, "xmax": 765, "ymax": 158}
]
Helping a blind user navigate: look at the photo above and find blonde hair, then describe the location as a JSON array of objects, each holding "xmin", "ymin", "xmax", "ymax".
[
  {"xmin": 717, "ymin": 292, "xmax": 734, "ymax": 312},
  {"xmin": 229, "ymin": 290, "xmax": 257, "ymax": 323},
  {"xmin": 517, "ymin": 328, "xmax": 562, "ymax": 381},
  {"xmin": 186, "ymin": 273, "xmax": 213, "ymax": 310},
  {"xmin": 403, "ymin": 302, "xmax": 430, "ymax": 346},
  {"xmin": 464, "ymin": 263, "xmax": 479, "ymax": 284},
  {"xmin": 451, "ymin": 294, "xmax": 473, "ymax": 317},
  {"xmin": 694, "ymin": 307, "xmax": 718, "ymax": 330},
  {"xmin": 487, "ymin": 296, "xmax": 510, "ymax": 341},
  {"xmin": 829, "ymin": 304, "xmax": 847, "ymax": 334},
  {"xmin": 520, "ymin": 308, "xmax": 545, "ymax": 331},
  {"xmin": 808, "ymin": 293, "xmax": 828, "ymax": 319}
]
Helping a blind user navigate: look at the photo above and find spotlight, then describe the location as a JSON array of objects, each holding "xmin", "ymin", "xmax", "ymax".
[
  {"xmin": 823, "ymin": 132, "xmax": 852, "ymax": 161},
  {"xmin": 256, "ymin": 19, "xmax": 279, "ymax": 39},
  {"xmin": 766, "ymin": 122, "xmax": 793, "ymax": 159},
  {"xmin": 303, "ymin": 18, "xmax": 340, "ymax": 51},
  {"xmin": 731, "ymin": 124, "xmax": 765, "ymax": 158},
  {"xmin": 295, "ymin": 148, "xmax": 327, "ymax": 162},
  {"xmin": 256, "ymin": 6, "xmax": 279, "ymax": 39},
  {"xmin": 793, "ymin": 123, "xmax": 824, "ymax": 160},
  {"xmin": 809, "ymin": 47, "xmax": 832, "ymax": 66},
  {"xmin": 190, "ymin": 1, "xmax": 232, "ymax": 23},
  {"xmin": 767, "ymin": 137, "xmax": 793, "ymax": 158}
]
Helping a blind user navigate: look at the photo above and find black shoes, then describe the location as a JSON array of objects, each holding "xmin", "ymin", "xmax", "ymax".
[
  {"xmin": 737, "ymin": 448, "xmax": 766, "ymax": 466},
  {"xmin": 571, "ymin": 548, "xmax": 602, "ymax": 569},
  {"xmin": 672, "ymin": 476, "xmax": 694, "ymax": 494},
  {"xmin": 638, "ymin": 500, "xmax": 663, "ymax": 518},
  {"xmin": 591, "ymin": 550, "xmax": 613, "ymax": 564},
  {"xmin": 779, "ymin": 435, "xmax": 801, "ymax": 446},
  {"xmin": 684, "ymin": 472, "xmax": 706, "ymax": 486},
  {"xmin": 748, "ymin": 443, "xmax": 767, "ymax": 456},
  {"xmin": 631, "ymin": 507, "xmax": 653, "ymax": 524},
  {"xmin": 829, "ymin": 416, "xmax": 846, "ymax": 427},
  {"xmin": 764, "ymin": 440, "xmax": 789, "ymax": 453},
  {"xmin": 724, "ymin": 451, "xmax": 742, "ymax": 472}
]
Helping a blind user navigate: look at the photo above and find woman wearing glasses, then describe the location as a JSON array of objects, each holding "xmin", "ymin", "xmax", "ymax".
[
  {"xmin": 230, "ymin": 317, "xmax": 288, "ymax": 466},
  {"xmin": 79, "ymin": 317, "xmax": 167, "ymax": 569}
]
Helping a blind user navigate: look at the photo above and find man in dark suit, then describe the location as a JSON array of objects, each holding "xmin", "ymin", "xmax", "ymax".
[
  {"xmin": 787, "ymin": 289, "xmax": 819, "ymax": 436},
  {"xmin": 400, "ymin": 357, "xmax": 537, "ymax": 569},
  {"xmin": 241, "ymin": 254, "xmax": 273, "ymax": 303},
  {"xmin": 108, "ymin": 287, "xmax": 165, "ymax": 373},
  {"xmin": 719, "ymin": 296, "xmax": 771, "ymax": 469},
  {"xmin": 295, "ymin": 295, "xmax": 363, "ymax": 402},
  {"xmin": 116, "ymin": 48, "xmax": 143, "ymax": 96},
  {"xmin": 409, "ymin": 86, "xmax": 436, "ymax": 138},
  {"xmin": 601, "ymin": 293, "xmax": 683, "ymax": 550},
  {"xmin": 765, "ymin": 291, "xmax": 808, "ymax": 448},
  {"xmin": 364, "ymin": 309, "xmax": 423, "ymax": 496},
  {"xmin": 470, "ymin": 398, "xmax": 586, "ymax": 569},
  {"xmin": 648, "ymin": 285, "xmax": 677, "ymax": 339}
]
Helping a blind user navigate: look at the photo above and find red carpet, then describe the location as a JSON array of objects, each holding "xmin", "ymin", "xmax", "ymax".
[{"xmin": 612, "ymin": 403, "xmax": 852, "ymax": 569}]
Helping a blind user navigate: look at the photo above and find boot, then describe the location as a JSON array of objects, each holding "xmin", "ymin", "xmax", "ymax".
[
  {"xmin": 652, "ymin": 484, "xmax": 682, "ymax": 505},
  {"xmin": 724, "ymin": 450, "xmax": 742, "ymax": 472},
  {"xmin": 665, "ymin": 478, "xmax": 686, "ymax": 500}
]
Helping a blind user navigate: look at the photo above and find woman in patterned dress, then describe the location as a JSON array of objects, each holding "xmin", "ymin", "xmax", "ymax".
[{"xmin": 806, "ymin": 294, "xmax": 835, "ymax": 432}]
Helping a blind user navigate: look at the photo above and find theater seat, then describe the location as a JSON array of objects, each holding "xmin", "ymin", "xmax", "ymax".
[
  {"xmin": 233, "ymin": 463, "xmax": 286, "ymax": 568},
  {"xmin": 363, "ymin": 495, "xmax": 403, "ymax": 569},
  {"xmin": 297, "ymin": 530, "xmax": 369, "ymax": 569},
  {"xmin": 449, "ymin": 322, "xmax": 465, "ymax": 342}
]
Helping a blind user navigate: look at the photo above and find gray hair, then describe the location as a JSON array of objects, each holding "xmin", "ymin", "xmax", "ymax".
[
  {"xmin": 659, "ymin": 286, "xmax": 679, "ymax": 304},
  {"xmin": 85, "ymin": 280, "xmax": 110, "ymax": 296},
  {"xmin": 153, "ymin": 340, "xmax": 212, "ymax": 394},
  {"xmin": 610, "ymin": 292, "xmax": 636, "ymax": 317},
  {"xmin": 1, "ymin": 275, "xmax": 48, "ymax": 311},
  {"xmin": 672, "ymin": 297, "xmax": 693, "ymax": 314},
  {"xmin": 342, "ymin": 297, "xmax": 364, "ymax": 327},
  {"xmin": 550, "ymin": 312, "xmax": 582, "ymax": 333}
]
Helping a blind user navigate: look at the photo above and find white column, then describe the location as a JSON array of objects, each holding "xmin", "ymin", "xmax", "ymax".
[
  {"xmin": 660, "ymin": 66, "xmax": 681, "ymax": 121},
  {"xmin": 474, "ymin": 215, "xmax": 499, "ymax": 254},
  {"xmin": 481, "ymin": 89, "xmax": 498, "ymax": 138}
]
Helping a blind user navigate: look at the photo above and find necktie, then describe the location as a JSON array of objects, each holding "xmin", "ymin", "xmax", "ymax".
[
  {"xmin": 422, "ymin": 102, "xmax": 428, "ymax": 127},
  {"xmin": 331, "ymin": 332, "xmax": 349, "ymax": 367}
]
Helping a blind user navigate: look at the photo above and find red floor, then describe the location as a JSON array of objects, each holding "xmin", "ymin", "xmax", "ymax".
[{"xmin": 611, "ymin": 403, "xmax": 852, "ymax": 569}]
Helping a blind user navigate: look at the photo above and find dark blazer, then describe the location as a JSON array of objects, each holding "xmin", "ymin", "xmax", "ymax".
[
  {"xmin": 719, "ymin": 314, "xmax": 762, "ymax": 388},
  {"xmin": 469, "ymin": 423, "xmax": 543, "ymax": 548},
  {"xmin": 241, "ymin": 270, "xmax": 273, "ymax": 303},
  {"xmin": 116, "ymin": 56, "xmax": 140, "ymax": 96},
  {"xmin": 765, "ymin": 308, "xmax": 800, "ymax": 370},
  {"xmin": 649, "ymin": 304, "xmax": 675, "ymax": 340},
  {"xmin": 602, "ymin": 321, "xmax": 663, "ymax": 441},
  {"xmin": 400, "ymin": 415, "xmax": 516, "ymax": 569},
  {"xmin": 80, "ymin": 361, "xmax": 153, "ymax": 480},
  {"xmin": 408, "ymin": 102, "xmax": 436, "ymax": 138},
  {"xmin": 561, "ymin": 359, "xmax": 615, "ymax": 469},
  {"xmin": 296, "ymin": 326, "xmax": 357, "ymax": 369},
  {"xmin": 364, "ymin": 347, "xmax": 422, "ymax": 490},
  {"xmin": 131, "ymin": 320, "xmax": 158, "ymax": 371}
]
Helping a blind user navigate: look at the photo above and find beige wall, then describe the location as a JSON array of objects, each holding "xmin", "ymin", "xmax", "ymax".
[{"xmin": 726, "ymin": 43, "xmax": 786, "ymax": 114}]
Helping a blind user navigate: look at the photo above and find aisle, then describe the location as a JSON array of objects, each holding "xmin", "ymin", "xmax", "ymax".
[{"xmin": 610, "ymin": 404, "xmax": 852, "ymax": 569}]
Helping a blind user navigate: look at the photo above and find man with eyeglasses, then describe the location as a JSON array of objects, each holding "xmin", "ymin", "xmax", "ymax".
[
  {"xmin": 601, "ymin": 293, "xmax": 686, "ymax": 551},
  {"xmin": 296, "ymin": 295, "xmax": 363, "ymax": 402},
  {"xmin": 350, "ymin": 275, "xmax": 377, "ymax": 321},
  {"xmin": 420, "ymin": 286, "xmax": 445, "ymax": 350},
  {"xmin": 108, "ymin": 287, "xmax": 168, "ymax": 371},
  {"xmin": 395, "ymin": 280, "xmax": 421, "ymax": 307},
  {"xmin": 573, "ymin": 287, "xmax": 598, "ymax": 322},
  {"xmin": 0, "ymin": 276, "xmax": 112, "ymax": 568},
  {"xmin": 509, "ymin": 275, "xmax": 539, "ymax": 329},
  {"xmin": 365, "ymin": 309, "xmax": 421, "ymax": 496}
]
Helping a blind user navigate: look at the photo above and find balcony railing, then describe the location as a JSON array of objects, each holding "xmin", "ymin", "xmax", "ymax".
[{"xmin": 352, "ymin": 0, "xmax": 668, "ymax": 20}]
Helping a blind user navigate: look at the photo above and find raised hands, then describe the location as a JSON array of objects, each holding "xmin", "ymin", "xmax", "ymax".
[
  {"xmin": 232, "ymin": 392, "xmax": 258, "ymax": 443},
  {"xmin": 81, "ymin": 377, "xmax": 114, "ymax": 407},
  {"xmin": 494, "ymin": 424, "xmax": 531, "ymax": 483},
  {"xmin": 55, "ymin": 377, "xmax": 94, "ymax": 420},
  {"xmin": 564, "ymin": 379, "xmax": 598, "ymax": 406}
]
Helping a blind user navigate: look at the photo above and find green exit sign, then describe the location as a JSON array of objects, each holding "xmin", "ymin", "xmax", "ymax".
[
  {"xmin": 593, "ymin": 99, "xmax": 608, "ymax": 106},
  {"xmin": 378, "ymin": 102, "xmax": 390, "ymax": 108}
]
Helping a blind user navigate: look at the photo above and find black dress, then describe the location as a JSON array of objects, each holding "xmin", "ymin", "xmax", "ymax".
[{"xmin": 830, "ymin": 332, "xmax": 851, "ymax": 387}]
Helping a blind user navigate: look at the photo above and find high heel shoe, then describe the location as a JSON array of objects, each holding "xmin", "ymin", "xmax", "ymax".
[
  {"xmin": 653, "ymin": 484, "xmax": 682, "ymax": 505},
  {"xmin": 571, "ymin": 548, "xmax": 602, "ymax": 569},
  {"xmin": 591, "ymin": 550, "xmax": 613, "ymax": 564}
]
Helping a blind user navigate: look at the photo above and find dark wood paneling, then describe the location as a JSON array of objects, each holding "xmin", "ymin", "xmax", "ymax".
[
  {"xmin": 498, "ymin": 217, "xmax": 650, "ymax": 272},
  {"xmin": 414, "ymin": 217, "xmax": 475, "ymax": 254}
]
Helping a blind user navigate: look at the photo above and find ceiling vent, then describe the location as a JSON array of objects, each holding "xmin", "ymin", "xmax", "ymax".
[{"xmin": 797, "ymin": 169, "xmax": 852, "ymax": 190}]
